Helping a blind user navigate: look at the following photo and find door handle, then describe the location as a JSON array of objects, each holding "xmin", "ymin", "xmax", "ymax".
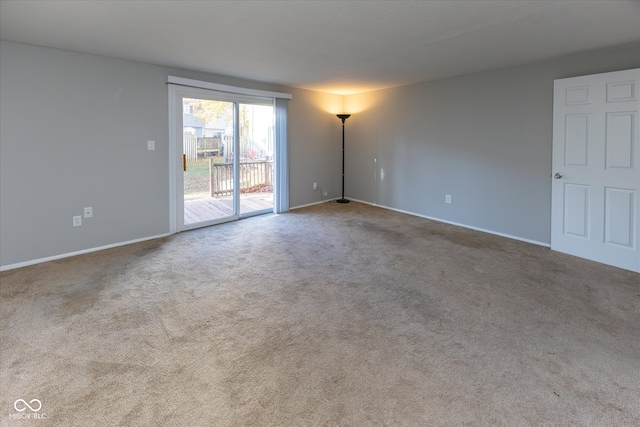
[
  {"xmin": 183, "ymin": 154, "xmax": 187, "ymax": 172},
  {"xmin": 554, "ymin": 172, "xmax": 563, "ymax": 179}
]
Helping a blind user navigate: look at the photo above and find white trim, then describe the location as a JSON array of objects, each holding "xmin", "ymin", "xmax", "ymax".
[
  {"xmin": 0, "ymin": 199, "xmax": 549, "ymax": 271},
  {"xmin": 348, "ymin": 198, "xmax": 551, "ymax": 248},
  {"xmin": 290, "ymin": 199, "xmax": 336, "ymax": 210},
  {"xmin": 239, "ymin": 208, "xmax": 274, "ymax": 219},
  {"xmin": 169, "ymin": 84, "xmax": 285, "ymax": 232},
  {"xmin": 168, "ymin": 85, "xmax": 178, "ymax": 234},
  {"xmin": 0, "ymin": 233, "xmax": 173, "ymax": 272},
  {"xmin": 166, "ymin": 76, "xmax": 292, "ymax": 100},
  {"xmin": 182, "ymin": 215, "xmax": 238, "ymax": 230},
  {"xmin": 233, "ymin": 102, "xmax": 240, "ymax": 216}
]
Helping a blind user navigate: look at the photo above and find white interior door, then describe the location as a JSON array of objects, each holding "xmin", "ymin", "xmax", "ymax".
[{"xmin": 551, "ymin": 68, "xmax": 640, "ymax": 272}]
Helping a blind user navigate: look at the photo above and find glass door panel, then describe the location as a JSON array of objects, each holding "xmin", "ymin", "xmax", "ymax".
[
  {"xmin": 238, "ymin": 103, "xmax": 274, "ymax": 216},
  {"xmin": 182, "ymin": 97, "xmax": 235, "ymax": 227}
]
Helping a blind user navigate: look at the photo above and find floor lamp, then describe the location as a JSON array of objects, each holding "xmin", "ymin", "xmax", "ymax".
[{"xmin": 336, "ymin": 114, "xmax": 351, "ymax": 203}]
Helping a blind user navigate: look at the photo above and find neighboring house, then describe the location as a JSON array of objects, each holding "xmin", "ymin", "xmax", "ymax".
[{"xmin": 182, "ymin": 102, "xmax": 226, "ymax": 139}]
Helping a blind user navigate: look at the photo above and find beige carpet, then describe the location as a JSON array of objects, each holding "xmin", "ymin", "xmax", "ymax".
[{"xmin": 1, "ymin": 202, "xmax": 639, "ymax": 426}]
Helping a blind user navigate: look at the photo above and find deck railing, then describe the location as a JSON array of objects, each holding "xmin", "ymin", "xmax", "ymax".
[{"xmin": 210, "ymin": 160, "xmax": 273, "ymax": 197}]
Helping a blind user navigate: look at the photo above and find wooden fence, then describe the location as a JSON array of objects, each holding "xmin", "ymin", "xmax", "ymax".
[
  {"xmin": 210, "ymin": 160, "xmax": 273, "ymax": 197},
  {"xmin": 183, "ymin": 134, "xmax": 198, "ymax": 162}
]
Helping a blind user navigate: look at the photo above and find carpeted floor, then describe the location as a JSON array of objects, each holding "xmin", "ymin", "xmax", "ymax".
[{"xmin": 1, "ymin": 202, "xmax": 639, "ymax": 426}]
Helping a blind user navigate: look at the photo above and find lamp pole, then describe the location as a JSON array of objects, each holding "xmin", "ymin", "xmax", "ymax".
[{"xmin": 336, "ymin": 114, "xmax": 351, "ymax": 203}]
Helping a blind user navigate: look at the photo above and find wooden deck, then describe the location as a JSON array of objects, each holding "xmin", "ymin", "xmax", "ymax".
[{"xmin": 184, "ymin": 193, "xmax": 273, "ymax": 224}]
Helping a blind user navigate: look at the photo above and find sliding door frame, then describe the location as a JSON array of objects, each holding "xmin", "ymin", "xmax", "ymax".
[{"xmin": 168, "ymin": 77, "xmax": 291, "ymax": 233}]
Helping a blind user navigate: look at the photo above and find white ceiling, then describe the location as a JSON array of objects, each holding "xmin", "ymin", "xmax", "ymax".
[{"xmin": 1, "ymin": 1, "xmax": 639, "ymax": 95}]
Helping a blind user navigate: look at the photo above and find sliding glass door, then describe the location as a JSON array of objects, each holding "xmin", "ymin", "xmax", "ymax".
[
  {"xmin": 182, "ymin": 97, "xmax": 235, "ymax": 226},
  {"xmin": 172, "ymin": 87, "xmax": 275, "ymax": 231},
  {"xmin": 238, "ymin": 103, "xmax": 274, "ymax": 216}
]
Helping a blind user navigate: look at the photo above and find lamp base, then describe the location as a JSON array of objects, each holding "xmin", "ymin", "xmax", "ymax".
[{"xmin": 336, "ymin": 198, "xmax": 350, "ymax": 204}]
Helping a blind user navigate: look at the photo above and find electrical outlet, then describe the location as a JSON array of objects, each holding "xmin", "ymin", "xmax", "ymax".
[
  {"xmin": 147, "ymin": 140, "xmax": 155, "ymax": 150},
  {"xmin": 73, "ymin": 216, "xmax": 82, "ymax": 227},
  {"xmin": 323, "ymin": 191, "xmax": 328, "ymax": 197},
  {"xmin": 84, "ymin": 207, "xmax": 93, "ymax": 218},
  {"xmin": 313, "ymin": 182, "xmax": 318, "ymax": 190},
  {"xmin": 445, "ymin": 195, "xmax": 452, "ymax": 204}
]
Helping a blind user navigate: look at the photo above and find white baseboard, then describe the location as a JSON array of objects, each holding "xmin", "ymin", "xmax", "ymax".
[
  {"xmin": 2, "ymin": 198, "xmax": 550, "ymax": 271},
  {"xmin": 0, "ymin": 233, "xmax": 173, "ymax": 272},
  {"xmin": 290, "ymin": 198, "xmax": 336, "ymax": 210},
  {"xmin": 347, "ymin": 198, "xmax": 551, "ymax": 248}
]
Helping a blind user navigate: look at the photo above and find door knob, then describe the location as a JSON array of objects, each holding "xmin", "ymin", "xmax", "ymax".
[{"xmin": 554, "ymin": 172, "xmax": 563, "ymax": 179}]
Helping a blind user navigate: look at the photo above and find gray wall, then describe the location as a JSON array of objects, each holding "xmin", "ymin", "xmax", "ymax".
[
  {"xmin": 0, "ymin": 40, "xmax": 341, "ymax": 267},
  {"xmin": 288, "ymin": 90, "xmax": 343, "ymax": 207},
  {"xmin": 3, "ymin": 40, "xmax": 638, "ymax": 268},
  {"xmin": 344, "ymin": 44, "xmax": 640, "ymax": 244}
]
